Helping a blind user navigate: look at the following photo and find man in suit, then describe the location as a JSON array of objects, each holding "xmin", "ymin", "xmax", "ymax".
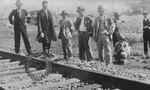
[
  {"xmin": 93, "ymin": 5, "xmax": 115, "ymax": 66},
  {"xmin": 9, "ymin": 0, "xmax": 32, "ymax": 55},
  {"xmin": 74, "ymin": 6, "xmax": 93, "ymax": 62},
  {"xmin": 58, "ymin": 11, "xmax": 73, "ymax": 60},
  {"xmin": 37, "ymin": 1, "xmax": 57, "ymax": 55}
]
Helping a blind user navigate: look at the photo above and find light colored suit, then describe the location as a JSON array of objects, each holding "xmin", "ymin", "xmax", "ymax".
[{"xmin": 93, "ymin": 15, "xmax": 115, "ymax": 65}]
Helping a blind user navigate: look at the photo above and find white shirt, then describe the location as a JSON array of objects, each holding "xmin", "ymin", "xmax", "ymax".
[
  {"xmin": 17, "ymin": 9, "xmax": 22, "ymax": 18},
  {"xmin": 44, "ymin": 9, "xmax": 48, "ymax": 18},
  {"xmin": 79, "ymin": 17, "xmax": 86, "ymax": 31}
]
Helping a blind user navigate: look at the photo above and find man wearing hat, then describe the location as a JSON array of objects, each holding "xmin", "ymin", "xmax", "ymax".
[
  {"xmin": 37, "ymin": 1, "xmax": 57, "ymax": 55},
  {"xmin": 142, "ymin": 11, "xmax": 150, "ymax": 59},
  {"xmin": 74, "ymin": 6, "xmax": 93, "ymax": 61},
  {"xmin": 8, "ymin": 0, "xmax": 32, "ymax": 55},
  {"xmin": 93, "ymin": 5, "xmax": 115, "ymax": 66},
  {"xmin": 58, "ymin": 11, "xmax": 73, "ymax": 60}
]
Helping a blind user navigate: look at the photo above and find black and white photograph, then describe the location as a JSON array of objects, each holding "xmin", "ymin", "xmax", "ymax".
[{"xmin": 0, "ymin": 0, "xmax": 150, "ymax": 90}]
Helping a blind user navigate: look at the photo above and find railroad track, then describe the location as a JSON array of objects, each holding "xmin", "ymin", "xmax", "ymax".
[
  {"xmin": 0, "ymin": 51, "xmax": 102, "ymax": 90},
  {"xmin": 0, "ymin": 51, "xmax": 149, "ymax": 90}
]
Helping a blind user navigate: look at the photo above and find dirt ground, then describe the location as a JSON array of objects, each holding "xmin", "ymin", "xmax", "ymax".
[{"xmin": 1, "ymin": 17, "xmax": 150, "ymax": 77}]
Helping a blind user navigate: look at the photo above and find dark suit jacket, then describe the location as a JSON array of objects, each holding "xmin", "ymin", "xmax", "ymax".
[
  {"xmin": 9, "ymin": 9, "xmax": 28, "ymax": 30},
  {"xmin": 37, "ymin": 9, "xmax": 57, "ymax": 43},
  {"xmin": 74, "ymin": 16, "xmax": 93, "ymax": 36}
]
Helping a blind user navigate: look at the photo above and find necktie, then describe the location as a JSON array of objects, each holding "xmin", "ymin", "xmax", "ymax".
[
  {"xmin": 45, "ymin": 10, "xmax": 48, "ymax": 19},
  {"xmin": 63, "ymin": 21, "xmax": 67, "ymax": 37},
  {"xmin": 17, "ymin": 9, "xmax": 21, "ymax": 18}
]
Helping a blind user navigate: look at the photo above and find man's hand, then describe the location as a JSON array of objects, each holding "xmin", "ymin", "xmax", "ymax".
[
  {"xmin": 102, "ymin": 30, "xmax": 109, "ymax": 35},
  {"xmin": 40, "ymin": 32, "xmax": 44, "ymax": 38}
]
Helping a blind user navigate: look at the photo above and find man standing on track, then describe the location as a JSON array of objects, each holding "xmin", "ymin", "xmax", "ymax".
[
  {"xmin": 9, "ymin": 0, "xmax": 33, "ymax": 55},
  {"xmin": 74, "ymin": 6, "xmax": 93, "ymax": 62},
  {"xmin": 58, "ymin": 11, "xmax": 73, "ymax": 60},
  {"xmin": 37, "ymin": 1, "xmax": 57, "ymax": 55},
  {"xmin": 93, "ymin": 5, "xmax": 115, "ymax": 66}
]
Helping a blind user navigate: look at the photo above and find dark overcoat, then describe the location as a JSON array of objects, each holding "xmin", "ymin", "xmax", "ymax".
[{"xmin": 37, "ymin": 9, "xmax": 57, "ymax": 43}]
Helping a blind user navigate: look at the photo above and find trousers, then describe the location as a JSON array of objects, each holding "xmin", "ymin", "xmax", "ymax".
[
  {"xmin": 97, "ymin": 34, "xmax": 112, "ymax": 65},
  {"xmin": 42, "ymin": 38, "xmax": 51, "ymax": 54},
  {"xmin": 14, "ymin": 28, "xmax": 32, "ymax": 55},
  {"xmin": 61, "ymin": 38, "xmax": 73, "ymax": 59},
  {"xmin": 78, "ymin": 31, "xmax": 93, "ymax": 61}
]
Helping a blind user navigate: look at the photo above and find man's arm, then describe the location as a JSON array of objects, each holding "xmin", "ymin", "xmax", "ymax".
[
  {"xmin": 8, "ymin": 10, "xmax": 15, "ymax": 25},
  {"xmin": 86, "ymin": 16, "xmax": 93, "ymax": 36},
  {"xmin": 93, "ymin": 18, "xmax": 98, "ymax": 38},
  {"xmin": 24, "ymin": 10, "xmax": 28, "ymax": 25},
  {"xmin": 37, "ymin": 11, "xmax": 42, "ymax": 33},
  {"xmin": 103, "ymin": 17, "xmax": 116, "ymax": 35},
  {"xmin": 49, "ymin": 10, "xmax": 57, "ymax": 41},
  {"xmin": 74, "ymin": 17, "xmax": 79, "ymax": 31},
  {"xmin": 68, "ymin": 20, "xmax": 74, "ymax": 34}
]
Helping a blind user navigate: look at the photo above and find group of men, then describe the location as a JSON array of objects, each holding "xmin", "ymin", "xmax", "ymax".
[{"xmin": 9, "ymin": 0, "xmax": 131, "ymax": 66}]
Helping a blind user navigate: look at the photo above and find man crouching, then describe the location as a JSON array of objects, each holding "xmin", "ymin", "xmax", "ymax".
[{"xmin": 114, "ymin": 35, "xmax": 131, "ymax": 65}]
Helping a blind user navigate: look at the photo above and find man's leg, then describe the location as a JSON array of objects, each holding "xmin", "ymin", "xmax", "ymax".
[
  {"xmin": 78, "ymin": 32, "xmax": 86, "ymax": 60},
  {"xmin": 14, "ymin": 29, "xmax": 21, "ymax": 54},
  {"xmin": 61, "ymin": 38, "xmax": 67, "ymax": 59},
  {"xmin": 97, "ymin": 36, "xmax": 104, "ymax": 62},
  {"xmin": 66, "ymin": 39, "xmax": 73, "ymax": 58},
  {"xmin": 143, "ymin": 37, "xmax": 148, "ymax": 56},
  {"xmin": 42, "ymin": 42, "xmax": 47, "ymax": 54},
  {"xmin": 103, "ymin": 37, "xmax": 112, "ymax": 65},
  {"xmin": 21, "ymin": 30, "xmax": 32, "ymax": 55},
  {"xmin": 47, "ymin": 42, "xmax": 51, "ymax": 55},
  {"xmin": 83, "ymin": 33, "xmax": 93, "ymax": 61}
]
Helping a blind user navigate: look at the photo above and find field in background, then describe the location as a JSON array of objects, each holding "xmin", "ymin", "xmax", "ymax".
[{"xmin": 0, "ymin": 0, "xmax": 147, "ymax": 18}]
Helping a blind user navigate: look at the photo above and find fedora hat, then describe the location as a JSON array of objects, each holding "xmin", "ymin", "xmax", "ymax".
[
  {"xmin": 76, "ymin": 6, "xmax": 85, "ymax": 12},
  {"xmin": 60, "ymin": 11, "xmax": 69, "ymax": 16},
  {"xmin": 42, "ymin": 0, "xmax": 48, "ymax": 4},
  {"xmin": 15, "ymin": 0, "xmax": 23, "ymax": 5},
  {"xmin": 98, "ymin": 5, "xmax": 104, "ymax": 10}
]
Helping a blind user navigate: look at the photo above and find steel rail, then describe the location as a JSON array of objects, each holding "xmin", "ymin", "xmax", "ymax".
[{"xmin": 0, "ymin": 51, "xmax": 150, "ymax": 90}]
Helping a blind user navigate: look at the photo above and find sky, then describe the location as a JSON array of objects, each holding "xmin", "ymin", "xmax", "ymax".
[{"xmin": 0, "ymin": 0, "xmax": 142, "ymax": 17}]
